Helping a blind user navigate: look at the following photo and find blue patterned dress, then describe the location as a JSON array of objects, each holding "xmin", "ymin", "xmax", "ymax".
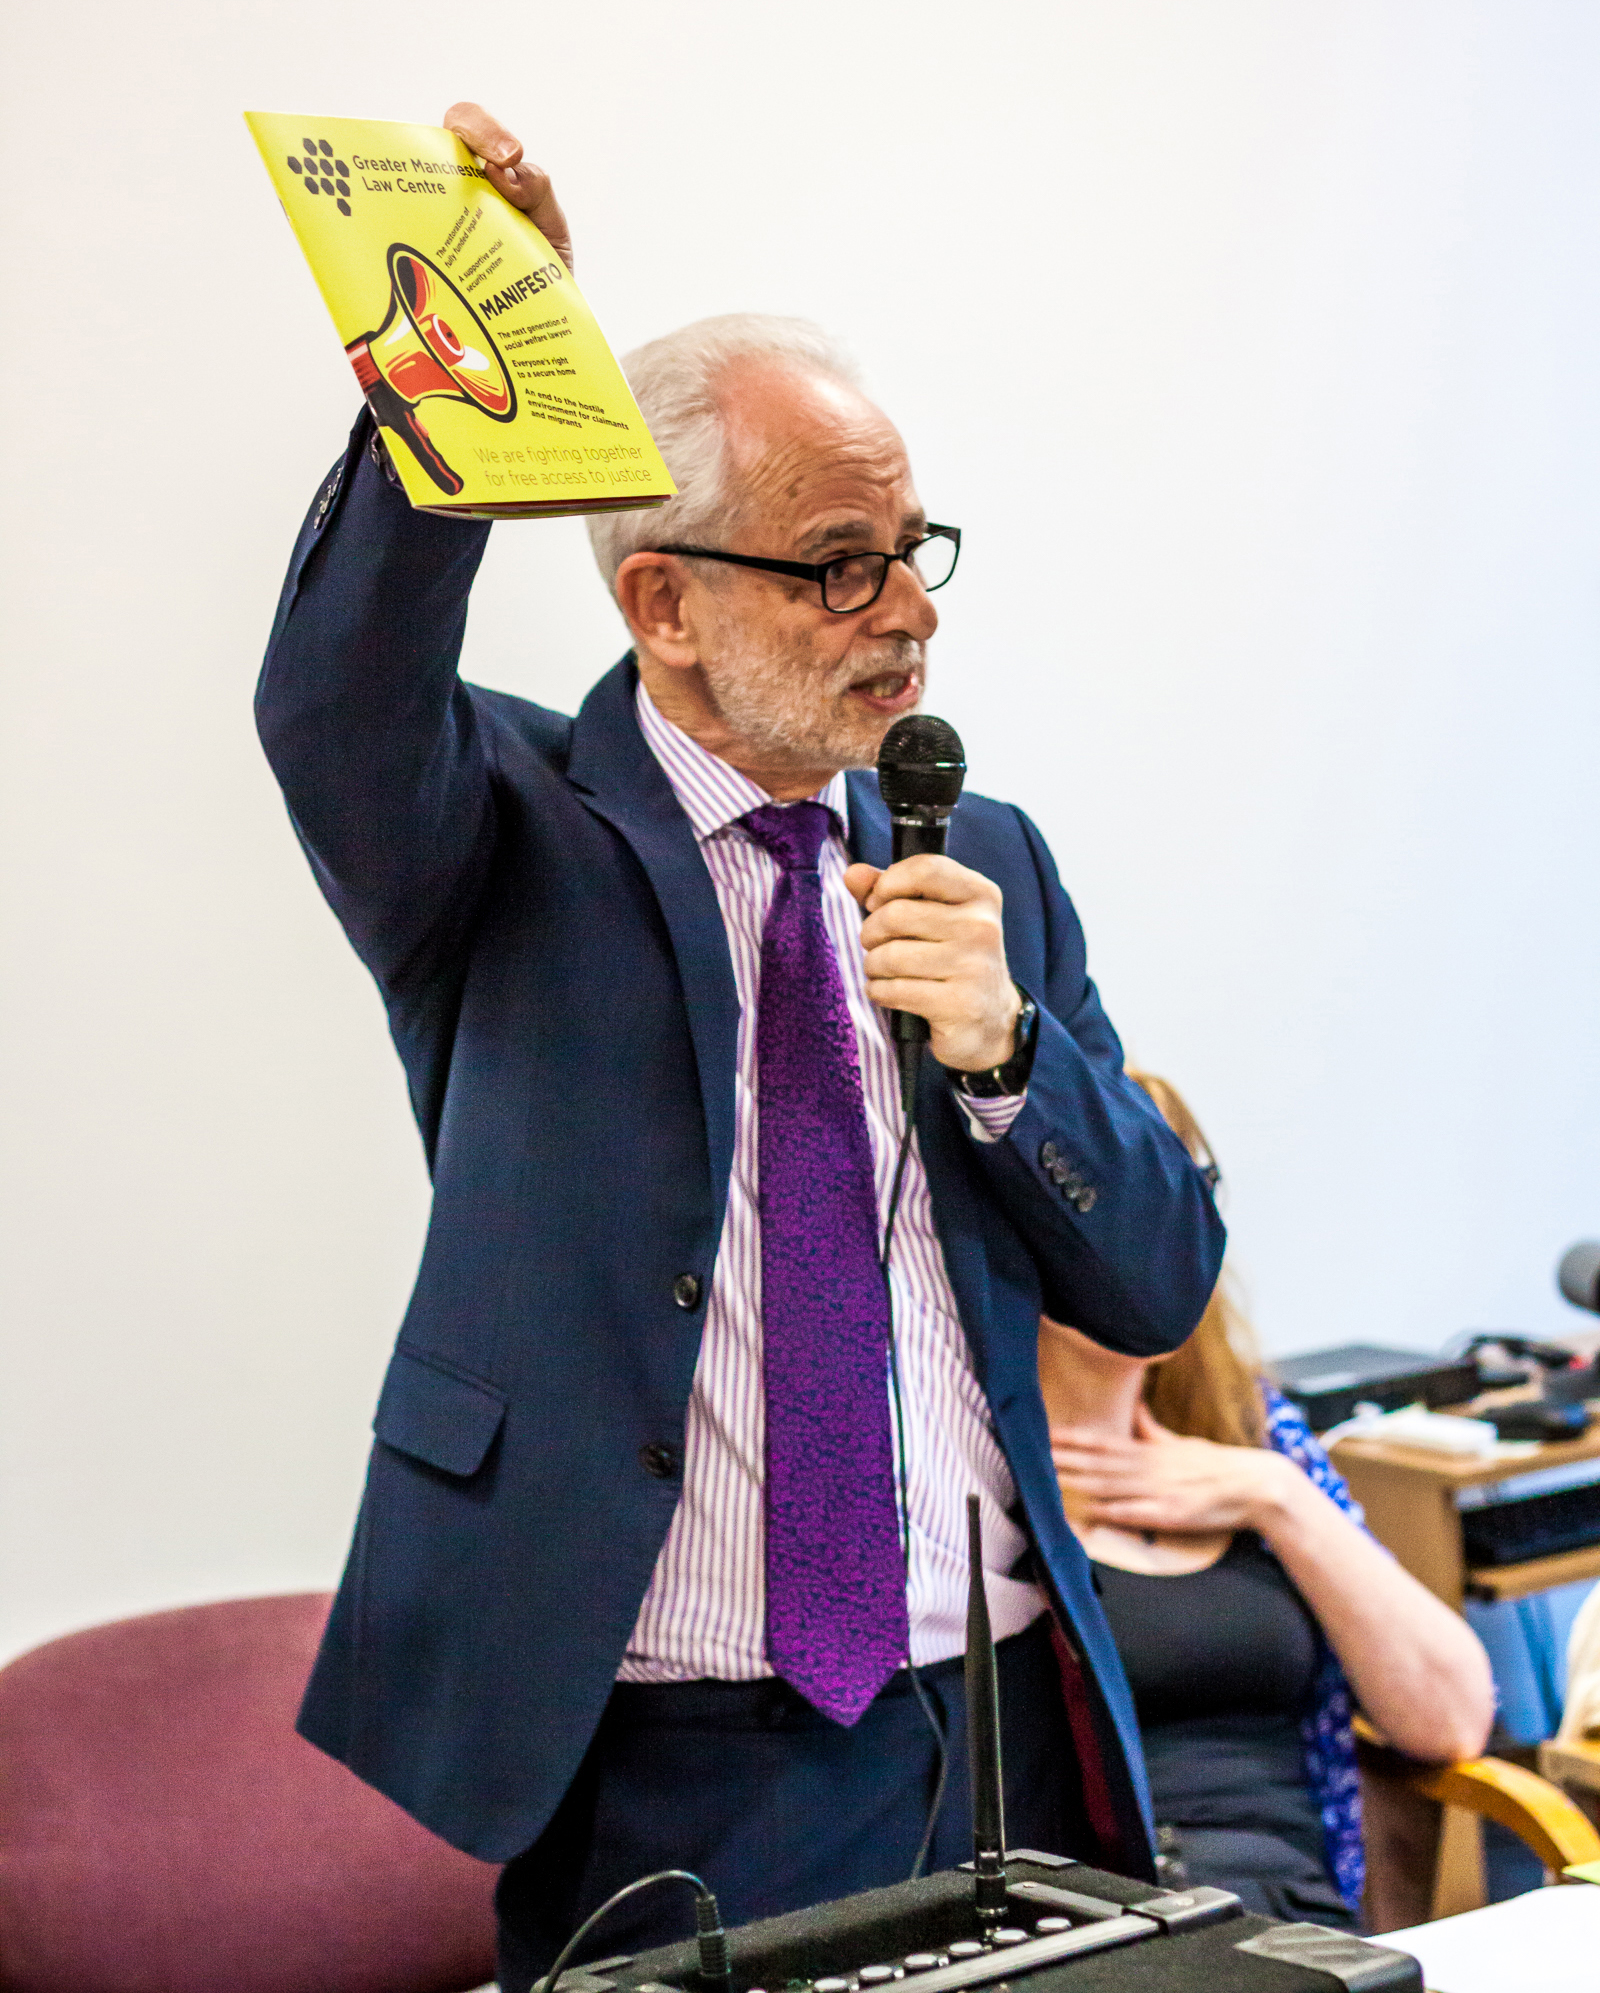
[{"xmin": 1259, "ymin": 1384, "xmax": 1367, "ymax": 1913}]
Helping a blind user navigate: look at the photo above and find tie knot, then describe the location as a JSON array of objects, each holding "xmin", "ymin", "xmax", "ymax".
[{"xmin": 739, "ymin": 800, "xmax": 835, "ymax": 874}]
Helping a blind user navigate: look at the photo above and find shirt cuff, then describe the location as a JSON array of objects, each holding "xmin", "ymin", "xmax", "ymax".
[{"xmin": 956, "ymin": 1087, "xmax": 1028, "ymax": 1145}]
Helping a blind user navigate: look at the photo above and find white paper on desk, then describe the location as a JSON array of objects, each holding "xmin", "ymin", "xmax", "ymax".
[{"xmin": 1385, "ymin": 1884, "xmax": 1600, "ymax": 1992}]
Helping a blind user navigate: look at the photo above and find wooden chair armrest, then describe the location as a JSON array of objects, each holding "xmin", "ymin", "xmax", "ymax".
[
  {"xmin": 1407, "ymin": 1756, "xmax": 1600, "ymax": 1872},
  {"xmin": 1355, "ymin": 1712, "xmax": 1600, "ymax": 1879}
]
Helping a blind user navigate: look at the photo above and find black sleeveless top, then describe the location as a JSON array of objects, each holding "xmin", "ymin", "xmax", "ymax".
[
  {"xmin": 1092, "ymin": 1532, "xmax": 1355, "ymax": 1929},
  {"xmin": 1092, "ymin": 1530, "xmax": 1320, "ymax": 1724}
]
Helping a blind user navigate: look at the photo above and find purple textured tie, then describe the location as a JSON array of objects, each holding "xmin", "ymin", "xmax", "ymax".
[{"xmin": 740, "ymin": 801, "xmax": 909, "ymax": 1726}]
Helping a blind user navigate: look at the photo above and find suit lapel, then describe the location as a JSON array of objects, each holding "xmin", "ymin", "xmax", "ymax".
[{"xmin": 566, "ymin": 659, "xmax": 740, "ymax": 1224}]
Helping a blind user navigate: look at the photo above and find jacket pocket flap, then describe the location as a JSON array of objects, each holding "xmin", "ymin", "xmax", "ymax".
[{"xmin": 373, "ymin": 1347, "xmax": 507, "ymax": 1477}]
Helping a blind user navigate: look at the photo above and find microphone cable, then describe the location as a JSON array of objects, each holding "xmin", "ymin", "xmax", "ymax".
[
  {"xmin": 536, "ymin": 1869, "xmax": 730, "ymax": 1993},
  {"xmin": 879, "ymin": 1037, "xmax": 951, "ymax": 1881},
  {"xmin": 872, "ymin": 712, "xmax": 968, "ymax": 1877}
]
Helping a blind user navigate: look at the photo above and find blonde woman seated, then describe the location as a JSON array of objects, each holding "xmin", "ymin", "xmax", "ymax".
[{"xmin": 1043, "ymin": 1073, "xmax": 1493, "ymax": 1928}]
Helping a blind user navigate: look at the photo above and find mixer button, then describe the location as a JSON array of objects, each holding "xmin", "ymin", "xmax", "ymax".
[
  {"xmin": 991, "ymin": 1930, "xmax": 1028, "ymax": 1946},
  {"xmin": 902, "ymin": 1955, "xmax": 944, "ymax": 1972},
  {"xmin": 858, "ymin": 1969, "xmax": 896, "ymax": 1984},
  {"xmin": 1033, "ymin": 1918, "xmax": 1070, "ymax": 1933},
  {"xmin": 946, "ymin": 1942, "xmax": 985, "ymax": 1958}
]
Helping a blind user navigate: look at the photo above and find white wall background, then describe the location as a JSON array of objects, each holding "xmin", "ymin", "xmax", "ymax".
[{"xmin": 3, "ymin": 1, "xmax": 1598, "ymax": 1663}]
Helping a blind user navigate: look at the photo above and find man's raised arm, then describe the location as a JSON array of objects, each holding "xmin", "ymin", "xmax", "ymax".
[{"xmin": 255, "ymin": 107, "xmax": 568, "ymax": 997}]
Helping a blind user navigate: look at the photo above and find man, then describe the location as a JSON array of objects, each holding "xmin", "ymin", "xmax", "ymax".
[{"xmin": 258, "ymin": 103, "xmax": 1225, "ymax": 1993}]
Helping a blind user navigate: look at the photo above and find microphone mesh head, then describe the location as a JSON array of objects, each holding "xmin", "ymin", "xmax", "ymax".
[
  {"xmin": 1558, "ymin": 1241, "xmax": 1600, "ymax": 1314},
  {"xmin": 877, "ymin": 715, "xmax": 966, "ymax": 813}
]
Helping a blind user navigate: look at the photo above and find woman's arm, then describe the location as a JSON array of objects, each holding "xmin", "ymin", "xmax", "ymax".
[
  {"xmin": 1052, "ymin": 1407, "xmax": 1495, "ymax": 1763},
  {"xmin": 1251, "ymin": 1447, "xmax": 1494, "ymax": 1761}
]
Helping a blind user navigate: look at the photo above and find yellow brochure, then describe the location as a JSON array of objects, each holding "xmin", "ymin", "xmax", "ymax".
[{"xmin": 245, "ymin": 113, "xmax": 675, "ymax": 520}]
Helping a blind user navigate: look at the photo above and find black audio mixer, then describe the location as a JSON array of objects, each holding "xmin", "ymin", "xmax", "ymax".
[
  {"xmin": 573, "ymin": 1851, "xmax": 1421, "ymax": 1993},
  {"xmin": 546, "ymin": 1497, "xmax": 1422, "ymax": 1993}
]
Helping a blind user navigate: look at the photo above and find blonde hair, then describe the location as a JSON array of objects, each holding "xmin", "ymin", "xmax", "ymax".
[{"xmin": 1125, "ymin": 1069, "xmax": 1267, "ymax": 1450}]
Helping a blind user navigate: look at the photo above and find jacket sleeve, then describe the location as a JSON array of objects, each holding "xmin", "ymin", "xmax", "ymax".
[
  {"xmin": 965, "ymin": 807, "xmax": 1227, "ymax": 1356},
  {"xmin": 255, "ymin": 408, "xmax": 498, "ymax": 1000}
]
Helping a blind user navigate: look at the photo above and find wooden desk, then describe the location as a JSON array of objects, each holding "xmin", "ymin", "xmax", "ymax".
[{"xmin": 1330, "ymin": 1414, "xmax": 1600, "ymax": 1610}]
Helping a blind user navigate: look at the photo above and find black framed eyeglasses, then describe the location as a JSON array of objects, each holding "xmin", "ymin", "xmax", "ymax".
[{"xmin": 652, "ymin": 524, "xmax": 961, "ymax": 614}]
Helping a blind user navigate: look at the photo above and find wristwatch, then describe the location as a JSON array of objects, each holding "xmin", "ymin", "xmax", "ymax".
[{"xmin": 955, "ymin": 988, "xmax": 1039, "ymax": 1099}]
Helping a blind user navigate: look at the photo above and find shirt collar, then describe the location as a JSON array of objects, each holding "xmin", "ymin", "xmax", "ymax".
[{"xmin": 635, "ymin": 677, "xmax": 849, "ymax": 844}]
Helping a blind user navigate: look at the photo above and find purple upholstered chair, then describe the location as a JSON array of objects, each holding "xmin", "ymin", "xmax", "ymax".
[{"xmin": 0, "ymin": 1594, "xmax": 498, "ymax": 1993}]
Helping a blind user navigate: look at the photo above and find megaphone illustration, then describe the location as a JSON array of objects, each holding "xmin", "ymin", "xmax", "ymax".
[{"xmin": 345, "ymin": 245, "xmax": 516, "ymax": 495}]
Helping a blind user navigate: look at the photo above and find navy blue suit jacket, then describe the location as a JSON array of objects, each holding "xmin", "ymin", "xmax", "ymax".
[{"xmin": 257, "ymin": 411, "xmax": 1226, "ymax": 1871}]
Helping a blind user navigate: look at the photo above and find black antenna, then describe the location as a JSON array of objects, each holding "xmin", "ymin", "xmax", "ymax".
[{"xmin": 965, "ymin": 1492, "xmax": 1007, "ymax": 1921}]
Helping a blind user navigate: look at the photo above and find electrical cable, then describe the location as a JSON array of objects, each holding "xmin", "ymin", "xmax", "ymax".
[
  {"xmin": 880, "ymin": 1038, "xmax": 950, "ymax": 1881},
  {"xmin": 537, "ymin": 1869, "xmax": 729, "ymax": 1993}
]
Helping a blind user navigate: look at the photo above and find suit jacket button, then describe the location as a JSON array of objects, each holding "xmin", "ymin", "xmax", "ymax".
[
  {"xmin": 640, "ymin": 1442, "xmax": 681, "ymax": 1480},
  {"xmin": 1075, "ymin": 1187, "xmax": 1098, "ymax": 1212},
  {"xmin": 1039, "ymin": 1140, "xmax": 1059, "ymax": 1169},
  {"xmin": 673, "ymin": 1273, "xmax": 703, "ymax": 1310}
]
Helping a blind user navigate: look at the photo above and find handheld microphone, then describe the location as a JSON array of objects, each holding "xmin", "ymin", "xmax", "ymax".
[
  {"xmin": 1558, "ymin": 1241, "xmax": 1600, "ymax": 1314},
  {"xmin": 875, "ymin": 715, "xmax": 967, "ymax": 1108}
]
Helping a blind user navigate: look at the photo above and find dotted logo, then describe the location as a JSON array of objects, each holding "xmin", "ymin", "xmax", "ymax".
[{"xmin": 286, "ymin": 137, "xmax": 352, "ymax": 217}]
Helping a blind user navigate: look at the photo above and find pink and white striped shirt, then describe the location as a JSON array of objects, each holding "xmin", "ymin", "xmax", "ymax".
[{"xmin": 619, "ymin": 683, "xmax": 1047, "ymax": 1683}]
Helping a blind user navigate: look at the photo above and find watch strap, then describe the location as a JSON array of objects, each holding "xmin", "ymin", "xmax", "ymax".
[{"xmin": 955, "ymin": 988, "xmax": 1039, "ymax": 1099}]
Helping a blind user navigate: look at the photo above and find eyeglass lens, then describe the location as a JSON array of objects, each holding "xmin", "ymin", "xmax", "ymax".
[{"xmin": 821, "ymin": 533, "xmax": 958, "ymax": 612}]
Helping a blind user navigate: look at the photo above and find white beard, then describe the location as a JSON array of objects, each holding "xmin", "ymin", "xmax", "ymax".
[{"xmin": 698, "ymin": 628, "xmax": 925, "ymax": 780}]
